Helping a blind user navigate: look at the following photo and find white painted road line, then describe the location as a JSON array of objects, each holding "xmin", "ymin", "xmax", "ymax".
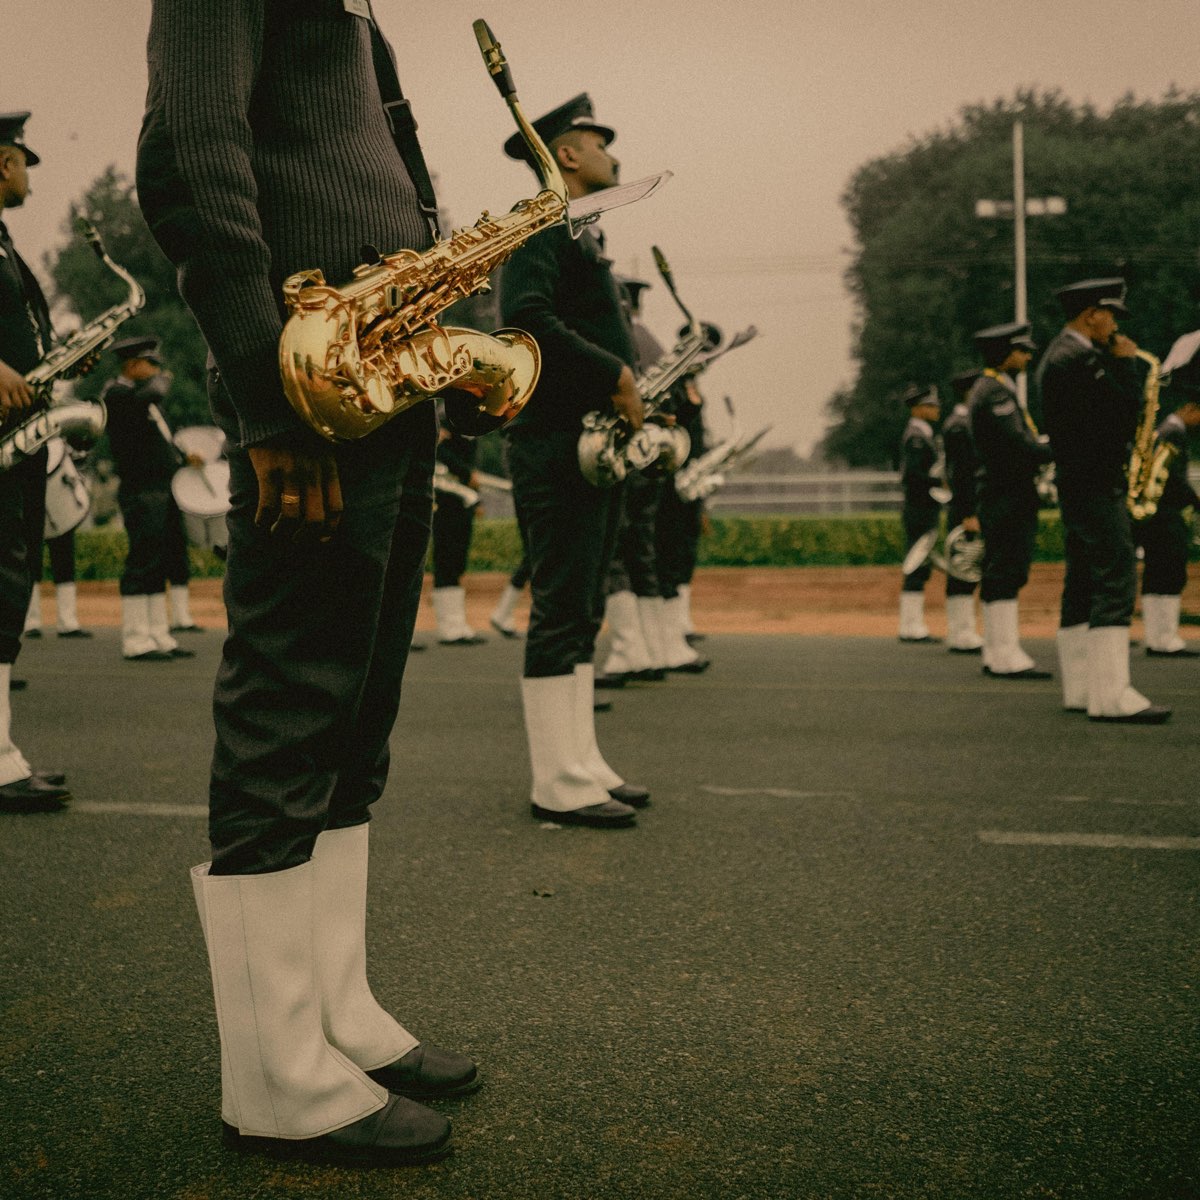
[
  {"xmin": 979, "ymin": 831, "xmax": 1200, "ymax": 851},
  {"xmin": 701, "ymin": 786, "xmax": 855, "ymax": 799},
  {"xmin": 71, "ymin": 802, "xmax": 207, "ymax": 818}
]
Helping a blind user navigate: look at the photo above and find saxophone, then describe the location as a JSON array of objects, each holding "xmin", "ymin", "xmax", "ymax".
[
  {"xmin": 0, "ymin": 220, "xmax": 144, "ymax": 472},
  {"xmin": 279, "ymin": 20, "xmax": 667, "ymax": 443},
  {"xmin": 1126, "ymin": 348, "xmax": 1176, "ymax": 522},
  {"xmin": 674, "ymin": 417, "xmax": 771, "ymax": 502}
]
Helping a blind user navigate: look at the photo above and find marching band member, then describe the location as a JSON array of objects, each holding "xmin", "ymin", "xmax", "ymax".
[
  {"xmin": 489, "ymin": 547, "xmax": 528, "ymax": 638},
  {"xmin": 430, "ymin": 422, "xmax": 485, "ymax": 645},
  {"xmin": 1037, "ymin": 278, "xmax": 1170, "ymax": 722},
  {"xmin": 500, "ymin": 93, "xmax": 650, "ymax": 828},
  {"xmin": 26, "ymin": 526, "xmax": 92, "ymax": 639},
  {"xmin": 102, "ymin": 336, "xmax": 200, "ymax": 660},
  {"xmin": 940, "ymin": 369, "xmax": 984, "ymax": 653},
  {"xmin": 897, "ymin": 384, "xmax": 942, "ymax": 642},
  {"xmin": 0, "ymin": 111, "xmax": 71, "ymax": 812},
  {"xmin": 138, "ymin": 1, "xmax": 478, "ymax": 1165},
  {"xmin": 967, "ymin": 323, "xmax": 1053, "ymax": 678},
  {"xmin": 1139, "ymin": 331, "xmax": 1200, "ymax": 656}
]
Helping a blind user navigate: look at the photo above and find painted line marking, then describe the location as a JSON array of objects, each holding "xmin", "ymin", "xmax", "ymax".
[
  {"xmin": 1051, "ymin": 795, "xmax": 1190, "ymax": 808},
  {"xmin": 701, "ymin": 786, "xmax": 855, "ymax": 799},
  {"xmin": 979, "ymin": 831, "xmax": 1200, "ymax": 851},
  {"xmin": 71, "ymin": 802, "xmax": 207, "ymax": 818}
]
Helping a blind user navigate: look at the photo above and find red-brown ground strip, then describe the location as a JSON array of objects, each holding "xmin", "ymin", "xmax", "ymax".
[{"xmin": 39, "ymin": 564, "xmax": 1200, "ymax": 641}]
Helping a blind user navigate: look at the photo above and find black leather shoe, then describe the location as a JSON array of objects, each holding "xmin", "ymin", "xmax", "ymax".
[
  {"xmin": 630, "ymin": 668, "xmax": 667, "ymax": 682},
  {"xmin": 594, "ymin": 672, "xmax": 628, "ymax": 689},
  {"xmin": 438, "ymin": 634, "xmax": 486, "ymax": 646},
  {"xmin": 221, "ymin": 1094, "xmax": 451, "ymax": 1165},
  {"xmin": 170, "ymin": 623, "xmax": 204, "ymax": 634},
  {"xmin": 947, "ymin": 645, "xmax": 983, "ymax": 655},
  {"xmin": 169, "ymin": 647, "xmax": 196, "ymax": 659},
  {"xmin": 34, "ymin": 770, "xmax": 67, "ymax": 787},
  {"xmin": 57, "ymin": 628, "xmax": 93, "ymax": 639},
  {"xmin": 409, "ymin": 641, "xmax": 426, "ymax": 652},
  {"xmin": 668, "ymin": 658, "xmax": 710, "ymax": 674},
  {"xmin": 983, "ymin": 666, "xmax": 1053, "ymax": 680},
  {"xmin": 530, "ymin": 800, "xmax": 636, "ymax": 828},
  {"xmin": 593, "ymin": 699, "xmax": 612, "ymax": 713},
  {"xmin": 23, "ymin": 628, "xmax": 41, "ymax": 639},
  {"xmin": 1090, "ymin": 705, "xmax": 1172, "ymax": 725},
  {"xmin": 125, "ymin": 650, "xmax": 174, "ymax": 662},
  {"xmin": 685, "ymin": 632, "xmax": 706, "ymax": 645},
  {"xmin": 9, "ymin": 677, "xmax": 27, "ymax": 690},
  {"xmin": 367, "ymin": 1042, "xmax": 481, "ymax": 1100},
  {"xmin": 0, "ymin": 776, "xmax": 70, "ymax": 812},
  {"xmin": 899, "ymin": 635, "xmax": 941, "ymax": 644},
  {"xmin": 609, "ymin": 782, "xmax": 650, "ymax": 809},
  {"xmin": 1146, "ymin": 646, "xmax": 1200, "ymax": 657}
]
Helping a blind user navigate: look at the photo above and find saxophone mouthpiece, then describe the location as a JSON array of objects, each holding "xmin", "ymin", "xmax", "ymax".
[
  {"xmin": 652, "ymin": 245, "xmax": 671, "ymax": 284},
  {"xmin": 473, "ymin": 19, "xmax": 515, "ymax": 98}
]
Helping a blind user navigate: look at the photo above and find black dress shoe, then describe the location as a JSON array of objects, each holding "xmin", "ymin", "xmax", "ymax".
[
  {"xmin": 125, "ymin": 649, "xmax": 174, "ymax": 662},
  {"xmin": 23, "ymin": 628, "xmax": 41, "ymax": 639},
  {"xmin": 668, "ymin": 658, "xmax": 710, "ymax": 674},
  {"xmin": 1146, "ymin": 646, "xmax": 1200, "ymax": 657},
  {"xmin": 9, "ymin": 677, "xmax": 27, "ymax": 690},
  {"xmin": 609, "ymin": 782, "xmax": 650, "ymax": 809},
  {"xmin": 947, "ymin": 645, "xmax": 983, "ymax": 655},
  {"xmin": 630, "ymin": 668, "xmax": 667, "ymax": 682},
  {"xmin": 57, "ymin": 628, "xmax": 93, "ymax": 639},
  {"xmin": 221, "ymin": 1094, "xmax": 451, "ymax": 1165},
  {"xmin": 438, "ymin": 634, "xmax": 486, "ymax": 646},
  {"xmin": 594, "ymin": 672, "xmax": 628, "ymax": 689},
  {"xmin": 170, "ymin": 623, "xmax": 204, "ymax": 634},
  {"xmin": 530, "ymin": 799, "xmax": 636, "ymax": 828},
  {"xmin": 33, "ymin": 770, "xmax": 67, "ymax": 787},
  {"xmin": 593, "ymin": 699, "xmax": 612, "ymax": 713},
  {"xmin": 367, "ymin": 1042, "xmax": 481, "ymax": 1100},
  {"xmin": 0, "ymin": 776, "xmax": 71, "ymax": 812},
  {"xmin": 169, "ymin": 647, "xmax": 196, "ymax": 659},
  {"xmin": 899, "ymin": 635, "xmax": 941, "ymax": 644},
  {"xmin": 684, "ymin": 632, "xmax": 706, "ymax": 645},
  {"xmin": 409, "ymin": 641, "xmax": 426, "ymax": 652},
  {"xmin": 1090, "ymin": 705, "xmax": 1172, "ymax": 725},
  {"xmin": 982, "ymin": 666, "xmax": 1053, "ymax": 680}
]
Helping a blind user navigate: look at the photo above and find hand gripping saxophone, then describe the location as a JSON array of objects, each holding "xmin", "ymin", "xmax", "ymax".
[
  {"xmin": 0, "ymin": 220, "xmax": 144, "ymax": 471},
  {"xmin": 577, "ymin": 246, "xmax": 724, "ymax": 487},
  {"xmin": 278, "ymin": 20, "xmax": 669, "ymax": 443}
]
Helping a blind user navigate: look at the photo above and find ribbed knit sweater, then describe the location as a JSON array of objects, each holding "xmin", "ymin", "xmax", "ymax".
[{"xmin": 136, "ymin": 0, "xmax": 432, "ymax": 447}]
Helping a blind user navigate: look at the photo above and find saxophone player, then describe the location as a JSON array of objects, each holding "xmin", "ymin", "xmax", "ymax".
[
  {"xmin": 967, "ymin": 323, "xmax": 1053, "ymax": 678},
  {"xmin": 0, "ymin": 111, "xmax": 71, "ymax": 813},
  {"xmin": 1037, "ymin": 278, "xmax": 1170, "ymax": 722},
  {"xmin": 1138, "ymin": 332, "xmax": 1200, "ymax": 656},
  {"xmin": 137, "ymin": 1, "xmax": 477, "ymax": 1166},
  {"xmin": 499, "ymin": 94, "xmax": 650, "ymax": 828}
]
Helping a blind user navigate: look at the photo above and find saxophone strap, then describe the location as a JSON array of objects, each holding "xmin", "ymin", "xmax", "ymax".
[
  {"xmin": 984, "ymin": 368, "xmax": 1040, "ymax": 437},
  {"xmin": 365, "ymin": 10, "xmax": 441, "ymax": 242}
]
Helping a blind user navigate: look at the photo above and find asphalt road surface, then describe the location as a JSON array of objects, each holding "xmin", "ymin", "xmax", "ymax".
[{"xmin": 2, "ymin": 629, "xmax": 1197, "ymax": 1200}]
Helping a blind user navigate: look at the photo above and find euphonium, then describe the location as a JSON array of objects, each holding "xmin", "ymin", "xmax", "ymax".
[
  {"xmin": 279, "ymin": 20, "xmax": 668, "ymax": 443},
  {"xmin": 0, "ymin": 220, "xmax": 143, "ymax": 472},
  {"xmin": 1126, "ymin": 348, "xmax": 1175, "ymax": 522}
]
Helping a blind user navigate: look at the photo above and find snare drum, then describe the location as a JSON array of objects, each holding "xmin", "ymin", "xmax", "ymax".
[
  {"xmin": 172, "ymin": 460, "xmax": 231, "ymax": 554},
  {"xmin": 44, "ymin": 438, "xmax": 91, "ymax": 539},
  {"xmin": 173, "ymin": 425, "xmax": 227, "ymax": 463}
]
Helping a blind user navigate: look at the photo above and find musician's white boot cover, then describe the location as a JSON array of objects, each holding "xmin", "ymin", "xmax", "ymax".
[
  {"xmin": 602, "ymin": 590, "xmax": 651, "ymax": 675},
  {"xmin": 661, "ymin": 596, "xmax": 701, "ymax": 667},
  {"xmin": 572, "ymin": 663, "xmax": 624, "ymax": 790},
  {"xmin": 147, "ymin": 593, "xmax": 179, "ymax": 654},
  {"xmin": 433, "ymin": 586, "xmax": 478, "ymax": 643},
  {"xmin": 0, "ymin": 664, "xmax": 31, "ymax": 786},
  {"xmin": 55, "ymin": 582, "xmax": 82, "ymax": 633},
  {"xmin": 310, "ymin": 826, "xmax": 418, "ymax": 1070},
  {"xmin": 121, "ymin": 595, "xmax": 160, "ymax": 659},
  {"xmin": 678, "ymin": 583, "xmax": 695, "ymax": 636},
  {"xmin": 1056, "ymin": 623, "xmax": 1090, "ymax": 711},
  {"xmin": 1143, "ymin": 594, "xmax": 1186, "ymax": 653},
  {"xmin": 190, "ymin": 861, "xmax": 389, "ymax": 1139},
  {"xmin": 944, "ymin": 594, "xmax": 983, "ymax": 651},
  {"xmin": 898, "ymin": 591, "xmax": 930, "ymax": 641},
  {"xmin": 636, "ymin": 595, "xmax": 669, "ymax": 669},
  {"xmin": 1086, "ymin": 626, "xmax": 1161, "ymax": 719},
  {"xmin": 489, "ymin": 583, "xmax": 522, "ymax": 637},
  {"xmin": 981, "ymin": 600, "xmax": 1035, "ymax": 674},
  {"xmin": 520, "ymin": 674, "xmax": 612, "ymax": 813},
  {"xmin": 23, "ymin": 585, "xmax": 41, "ymax": 635},
  {"xmin": 168, "ymin": 583, "xmax": 195, "ymax": 630}
]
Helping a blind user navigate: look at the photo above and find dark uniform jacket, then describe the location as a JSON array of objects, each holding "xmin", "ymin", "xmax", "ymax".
[
  {"xmin": 940, "ymin": 401, "xmax": 978, "ymax": 524},
  {"xmin": 0, "ymin": 220, "xmax": 52, "ymax": 375},
  {"xmin": 966, "ymin": 372, "xmax": 1053, "ymax": 496},
  {"xmin": 137, "ymin": 0, "xmax": 431, "ymax": 448},
  {"xmin": 899, "ymin": 416, "xmax": 939, "ymax": 516},
  {"xmin": 499, "ymin": 225, "xmax": 636, "ymax": 433},
  {"xmin": 1155, "ymin": 412, "xmax": 1199, "ymax": 514},
  {"xmin": 1036, "ymin": 329, "xmax": 1141, "ymax": 497},
  {"xmin": 101, "ymin": 372, "xmax": 180, "ymax": 493}
]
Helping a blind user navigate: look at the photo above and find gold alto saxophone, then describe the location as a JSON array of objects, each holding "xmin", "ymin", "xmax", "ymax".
[
  {"xmin": 0, "ymin": 220, "xmax": 144, "ymax": 471},
  {"xmin": 279, "ymin": 20, "xmax": 668, "ymax": 443},
  {"xmin": 1126, "ymin": 348, "xmax": 1176, "ymax": 522}
]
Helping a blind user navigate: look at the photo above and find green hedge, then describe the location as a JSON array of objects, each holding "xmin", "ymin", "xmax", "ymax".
[{"xmin": 56, "ymin": 513, "xmax": 1083, "ymax": 578}]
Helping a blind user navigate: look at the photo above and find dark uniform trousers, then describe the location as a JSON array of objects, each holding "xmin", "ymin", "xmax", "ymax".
[
  {"xmin": 45, "ymin": 531, "xmax": 77, "ymax": 585},
  {"xmin": 431, "ymin": 492, "xmax": 474, "ymax": 588},
  {"xmin": 118, "ymin": 487, "xmax": 192, "ymax": 596},
  {"xmin": 209, "ymin": 404, "xmax": 435, "ymax": 876},
  {"xmin": 944, "ymin": 495, "xmax": 979, "ymax": 599},
  {"xmin": 508, "ymin": 428, "xmax": 623, "ymax": 679},
  {"xmin": 1139, "ymin": 509, "xmax": 1191, "ymax": 596},
  {"xmin": 1058, "ymin": 487, "xmax": 1137, "ymax": 629},
  {"xmin": 978, "ymin": 484, "xmax": 1040, "ymax": 603},
  {"xmin": 656, "ymin": 484, "xmax": 702, "ymax": 600},
  {"xmin": 606, "ymin": 470, "xmax": 661, "ymax": 598},
  {"xmin": 901, "ymin": 501, "xmax": 940, "ymax": 593},
  {"xmin": 0, "ymin": 450, "xmax": 47, "ymax": 663}
]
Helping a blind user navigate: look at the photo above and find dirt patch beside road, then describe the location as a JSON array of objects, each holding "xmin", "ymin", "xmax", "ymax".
[{"xmin": 39, "ymin": 563, "xmax": 1200, "ymax": 641}]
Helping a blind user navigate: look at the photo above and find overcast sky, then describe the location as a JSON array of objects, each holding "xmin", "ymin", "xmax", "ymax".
[{"xmin": 4, "ymin": 0, "xmax": 1198, "ymax": 455}]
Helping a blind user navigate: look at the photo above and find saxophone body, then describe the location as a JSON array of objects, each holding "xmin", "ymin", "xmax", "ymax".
[
  {"xmin": 0, "ymin": 221, "xmax": 143, "ymax": 473},
  {"xmin": 674, "ymin": 424, "xmax": 770, "ymax": 502},
  {"xmin": 1126, "ymin": 348, "xmax": 1175, "ymax": 522}
]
